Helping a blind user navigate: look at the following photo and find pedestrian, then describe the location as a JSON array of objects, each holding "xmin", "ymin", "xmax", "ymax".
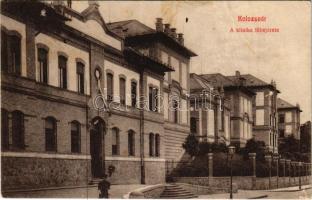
[{"xmin": 98, "ymin": 174, "xmax": 110, "ymax": 198}]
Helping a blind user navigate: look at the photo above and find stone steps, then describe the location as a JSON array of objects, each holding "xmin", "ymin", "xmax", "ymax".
[{"xmin": 160, "ymin": 184, "xmax": 197, "ymax": 199}]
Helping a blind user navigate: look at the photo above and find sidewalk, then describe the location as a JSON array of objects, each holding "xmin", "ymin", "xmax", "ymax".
[
  {"xmin": 3, "ymin": 184, "xmax": 146, "ymax": 198},
  {"xmin": 268, "ymin": 184, "xmax": 312, "ymax": 192}
]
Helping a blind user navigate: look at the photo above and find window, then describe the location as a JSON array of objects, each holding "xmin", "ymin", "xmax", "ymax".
[
  {"xmin": 128, "ymin": 130, "xmax": 135, "ymax": 156},
  {"xmin": 285, "ymin": 125, "xmax": 292, "ymax": 134},
  {"xmin": 190, "ymin": 117, "xmax": 197, "ymax": 133},
  {"xmin": 119, "ymin": 77, "xmax": 126, "ymax": 105},
  {"xmin": 107, "ymin": 73, "xmax": 113, "ymax": 102},
  {"xmin": 131, "ymin": 81, "xmax": 137, "ymax": 107},
  {"xmin": 58, "ymin": 56, "xmax": 67, "ymax": 89},
  {"xmin": 279, "ymin": 114, "xmax": 285, "ymax": 123},
  {"xmin": 255, "ymin": 109, "xmax": 264, "ymax": 125},
  {"xmin": 149, "ymin": 133, "xmax": 154, "ymax": 156},
  {"xmin": 149, "ymin": 87, "xmax": 158, "ymax": 112},
  {"xmin": 77, "ymin": 62, "xmax": 84, "ymax": 94},
  {"xmin": 12, "ymin": 111, "xmax": 24, "ymax": 149},
  {"xmin": 38, "ymin": 48, "xmax": 48, "ymax": 83},
  {"xmin": 45, "ymin": 117, "xmax": 57, "ymax": 151},
  {"xmin": 1, "ymin": 30, "xmax": 21, "ymax": 75},
  {"xmin": 285, "ymin": 112, "xmax": 292, "ymax": 123},
  {"xmin": 71, "ymin": 121, "xmax": 80, "ymax": 153},
  {"xmin": 1, "ymin": 109, "xmax": 9, "ymax": 150},
  {"xmin": 256, "ymin": 92, "xmax": 264, "ymax": 106},
  {"xmin": 155, "ymin": 134, "xmax": 160, "ymax": 157},
  {"xmin": 112, "ymin": 128, "xmax": 119, "ymax": 155},
  {"xmin": 279, "ymin": 129, "xmax": 285, "ymax": 138},
  {"xmin": 173, "ymin": 99, "xmax": 179, "ymax": 123}
]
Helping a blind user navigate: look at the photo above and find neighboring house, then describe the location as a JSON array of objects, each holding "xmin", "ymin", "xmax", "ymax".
[
  {"xmin": 199, "ymin": 72, "xmax": 255, "ymax": 147},
  {"xmin": 277, "ymin": 98, "xmax": 302, "ymax": 139},
  {"xmin": 189, "ymin": 73, "xmax": 231, "ymax": 145},
  {"xmin": 300, "ymin": 121, "xmax": 311, "ymax": 153},
  {"xmin": 107, "ymin": 18, "xmax": 197, "ymax": 162},
  {"xmin": 1, "ymin": 1, "xmax": 187, "ymax": 190},
  {"xmin": 227, "ymin": 71, "xmax": 280, "ymax": 153}
]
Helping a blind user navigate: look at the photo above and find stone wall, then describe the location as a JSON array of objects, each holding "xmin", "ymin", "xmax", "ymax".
[
  {"xmin": 127, "ymin": 184, "xmax": 165, "ymax": 199},
  {"xmin": 173, "ymin": 176, "xmax": 312, "ymax": 190},
  {"xmin": 1, "ymin": 156, "xmax": 91, "ymax": 191}
]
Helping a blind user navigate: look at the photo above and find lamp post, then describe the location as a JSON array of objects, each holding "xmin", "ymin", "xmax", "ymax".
[
  {"xmin": 265, "ymin": 155, "xmax": 272, "ymax": 189},
  {"xmin": 228, "ymin": 146, "xmax": 236, "ymax": 199},
  {"xmin": 299, "ymin": 162, "xmax": 302, "ymax": 190}
]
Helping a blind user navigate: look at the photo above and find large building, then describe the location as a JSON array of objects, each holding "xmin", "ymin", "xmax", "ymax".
[
  {"xmin": 107, "ymin": 18, "xmax": 197, "ymax": 162},
  {"xmin": 277, "ymin": 98, "xmax": 302, "ymax": 139},
  {"xmin": 198, "ymin": 72, "xmax": 255, "ymax": 147},
  {"xmin": 226, "ymin": 71, "xmax": 280, "ymax": 152},
  {"xmin": 1, "ymin": 1, "xmax": 196, "ymax": 190},
  {"xmin": 189, "ymin": 73, "xmax": 231, "ymax": 145}
]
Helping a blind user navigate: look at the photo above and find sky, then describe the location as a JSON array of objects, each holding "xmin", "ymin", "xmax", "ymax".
[{"xmin": 73, "ymin": 1, "xmax": 311, "ymax": 122}]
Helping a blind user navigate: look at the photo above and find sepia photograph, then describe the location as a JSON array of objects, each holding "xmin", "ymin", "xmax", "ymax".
[{"xmin": 0, "ymin": 0, "xmax": 311, "ymax": 199}]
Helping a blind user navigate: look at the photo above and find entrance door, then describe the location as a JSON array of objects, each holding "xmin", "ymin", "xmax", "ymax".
[{"xmin": 90, "ymin": 118, "xmax": 105, "ymax": 178}]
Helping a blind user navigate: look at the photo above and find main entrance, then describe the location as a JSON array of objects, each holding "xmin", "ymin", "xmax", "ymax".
[{"xmin": 90, "ymin": 117, "xmax": 105, "ymax": 178}]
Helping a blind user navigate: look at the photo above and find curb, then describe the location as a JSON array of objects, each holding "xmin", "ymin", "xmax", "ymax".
[{"xmin": 248, "ymin": 195, "xmax": 268, "ymax": 199}]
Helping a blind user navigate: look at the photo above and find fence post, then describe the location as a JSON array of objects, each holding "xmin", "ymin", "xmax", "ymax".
[
  {"xmin": 248, "ymin": 153, "xmax": 256, "ymax": 189},
  {"xmin": 286, "ymin": 160, "xmax": 291, "ymax": 186},
  {"xmin": 265, "ymin": 155, "xmax": 272, "ymax": 189},
  {"xmin": 208, "ymin": 153, "xmax": 213, "ymax": 185},
  {"xmin": 273, "ymin": 154, "xmax": 279, "ymax": 188},
  {"xmin": 280, "ymin": 159, "xmax": 285, "ymax": 187}
]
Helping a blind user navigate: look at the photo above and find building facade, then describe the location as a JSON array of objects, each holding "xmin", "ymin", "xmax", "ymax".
[
  {"xmin": 226, "ymin": 71, "xmax": 280, "ymax": 152},
  {"xmin": 277, "ymin": 98, "xmax": 302, "ymax": 139},
  {"xmin": 189, "ymin": 73, "xmax": 231, "ymax": 145},
  {"xmin": 107, "ymin": 18, "xmax": 197, "ymax": 163},
  {"xmin": 198, "ymin": 72, "xmax": 255, "ymax": 147},
  {"xmin": 1, "ymin": 1, "xmax": 197, "ymax": 190}
]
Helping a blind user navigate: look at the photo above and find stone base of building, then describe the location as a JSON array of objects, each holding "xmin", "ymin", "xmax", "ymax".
[{"xmin": 1, "ymin": 154, "xmax": 166, "ymax": 191}]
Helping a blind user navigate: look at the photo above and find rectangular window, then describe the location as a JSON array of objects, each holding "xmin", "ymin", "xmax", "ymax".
[
  {"xmin": 285, "ymin": 125, "xmax": 292, "ymax": 134},
  {"xmin": 77, "ymin": 62, "xmax": 84, "ymax": 94},
  {"xmin": 1, "ymin": 31, "xmax": 8, "ymax": 72},
  {"xmin": 128, "ymin": 131, "xmax": 135, "ymax": 156},
  {"xmin": 1, "ymin": 32, "xmax": 21, "ymax": 75},
  {"xmin": 131, "ymin": 81, "xmax": 137, "ymax": 107},
  {"xmin": 279, "ymin": 114, "xmax": 285, "ymax": 123},
  {"xmin": 279, "ymin": 129, "xmax": 285, "ymax": 137},
  {"xmin": 119, "ymin": 77, "xmax": 126, "ymax": 105},
  {"xmin": 256, "ymin": 92, "xmax": 264, "ymax": 106},
  {"xmin": 45, "ymin": 118, "xmax": 56, "ymax": 152},
  {"xmin": 256, "ymin": 109, "xmax": 265, "ymax": 125},
  {"xmin": 190, "ymin": 117, "xmax": 197, "ymax": 133},
  {"xmin": 71, "ymin": 122, "xmax": 81, "ymax": 153},
  {"xmin": 149, "ymin": 87, "xmax": 158, "ymax": 112},
  {"xmin": 112, "ymin": 128, "xmax": 119, "ymax": 155},
  {"xmin": 38, "ymin": 48, "xmax": 48, "ymax": 83},
  {"xmin": 285, "ymin": 112, "xmax": 292, "ymax": 123},
  {"xmin": 107, "ymin": 73, "xmax": 113, "ymax": 102},
  {"xmin": 58, "ymin": 56, "xmax": 67, "ymax": 89}
]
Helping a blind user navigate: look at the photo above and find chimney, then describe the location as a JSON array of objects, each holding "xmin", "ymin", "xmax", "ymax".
[
  {"xmin": 164, "ymin": 24, "xmax": 171, "ymax": 34},
  {"xmin": 178, "ymin": 33, "xmax": 184, "ymax": 45},
  {"xmin": 170, "ymin": 28, "xmax": 177, "ymax": 39},
  {"xmin": 235, "ymin": 70, "xmax": 240, "ymax": 77},
  {"xmin": 155, "ymin": 18, "xmax": 163, "ymax": 32},
  {"xmin": 88, "ymin": 0, "xmax": 99, "ymax": 8}
]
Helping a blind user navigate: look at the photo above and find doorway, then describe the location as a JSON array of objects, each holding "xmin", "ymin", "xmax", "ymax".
[{"xmin": 90, "ymin": 117, "xmax": 105, "ymax": 178}]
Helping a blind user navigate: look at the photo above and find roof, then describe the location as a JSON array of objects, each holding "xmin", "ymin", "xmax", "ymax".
[
  {"xmin": 277, "ymin": 98, "xmax": 302, "ymax": 111},
  {"xmin": 226, "ymin": 74, "xmax": 269, "ymax": 87},
  {"xmin": 199, "ymin": 73, "xmax": 235, "ymax": 87},
  {"xmin": 190, "ymin": 73, "xmax": 214, "ymax": 90},
  {"xmin": 107, "ymin": 19, "xmax": 197, "ymax": 57}
]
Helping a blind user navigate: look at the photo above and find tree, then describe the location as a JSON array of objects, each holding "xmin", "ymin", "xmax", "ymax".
[
  {"xmin": 182, "ymin": 134, "xmax": 199, "ymax": 157},
  {"xmin": 240, "ymin": 138, "xmax": 266, "ymax": 161}
]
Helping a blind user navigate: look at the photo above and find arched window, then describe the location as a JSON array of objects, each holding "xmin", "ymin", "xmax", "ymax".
[
  {"xmin": 106, "ymin": 73, "xmax": 113, "ymax": 102},
  {"xmin": 45, "ymin": 117, "xmax": 57, "ymax": 152},
  {"xmin": 131, "ymin": 81, "xmax": 137, "ymax": 107},
  {"xmin": 111, "ymin": 127, "xmax": 119, "ymax": 155},
  {"xmin": 128, "ymin": 130, "xmax": 135, "ymax": 156},
  {"xmin": 71, "ymin": 121, "xmax": 80, "ymax": 153},
  {"xmin": 38, "ymin": 48, "xmax": 48, "ymax": 83},
  {"xmin": 173, "ymin": 99, "xmax": 179, "ymax": 123},
  {"xmin": 149, "ymin": 133, "xmax": 155, "ymax": 157},
  {"xmin": 76, "ymin": 62, "xmax": 85, "ymax": 94},
  {"xmin": 155, "ymin": 134, "xmax": 160, "ymax": 157},
  {"xmin": 1, "ymin": 109, "xmax": 9, "ymax": 150},
  {"xmin": 12, "ymin": 110, "xmax": 24, "ymax": 149},
  {"xmin": 1, "ymin": 29, "xmax": 21, "ymax": 75},
  {"xmin": 119, "ymin": 77, "xmax": 126, "ymax": 105},
  {"xmin": 58, "ymin": 55, "xmax": 67, "ymax": 89}
]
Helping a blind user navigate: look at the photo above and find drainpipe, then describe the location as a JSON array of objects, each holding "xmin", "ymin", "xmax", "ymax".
[{"xmin": 139, "ymin": 70, "xmax": 145, "ymax": 184}]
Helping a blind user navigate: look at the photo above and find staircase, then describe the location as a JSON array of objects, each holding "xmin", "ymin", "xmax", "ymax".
[{"xmin": 160, "ymin": 184, "xmax": 198, "ymax": 199}]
